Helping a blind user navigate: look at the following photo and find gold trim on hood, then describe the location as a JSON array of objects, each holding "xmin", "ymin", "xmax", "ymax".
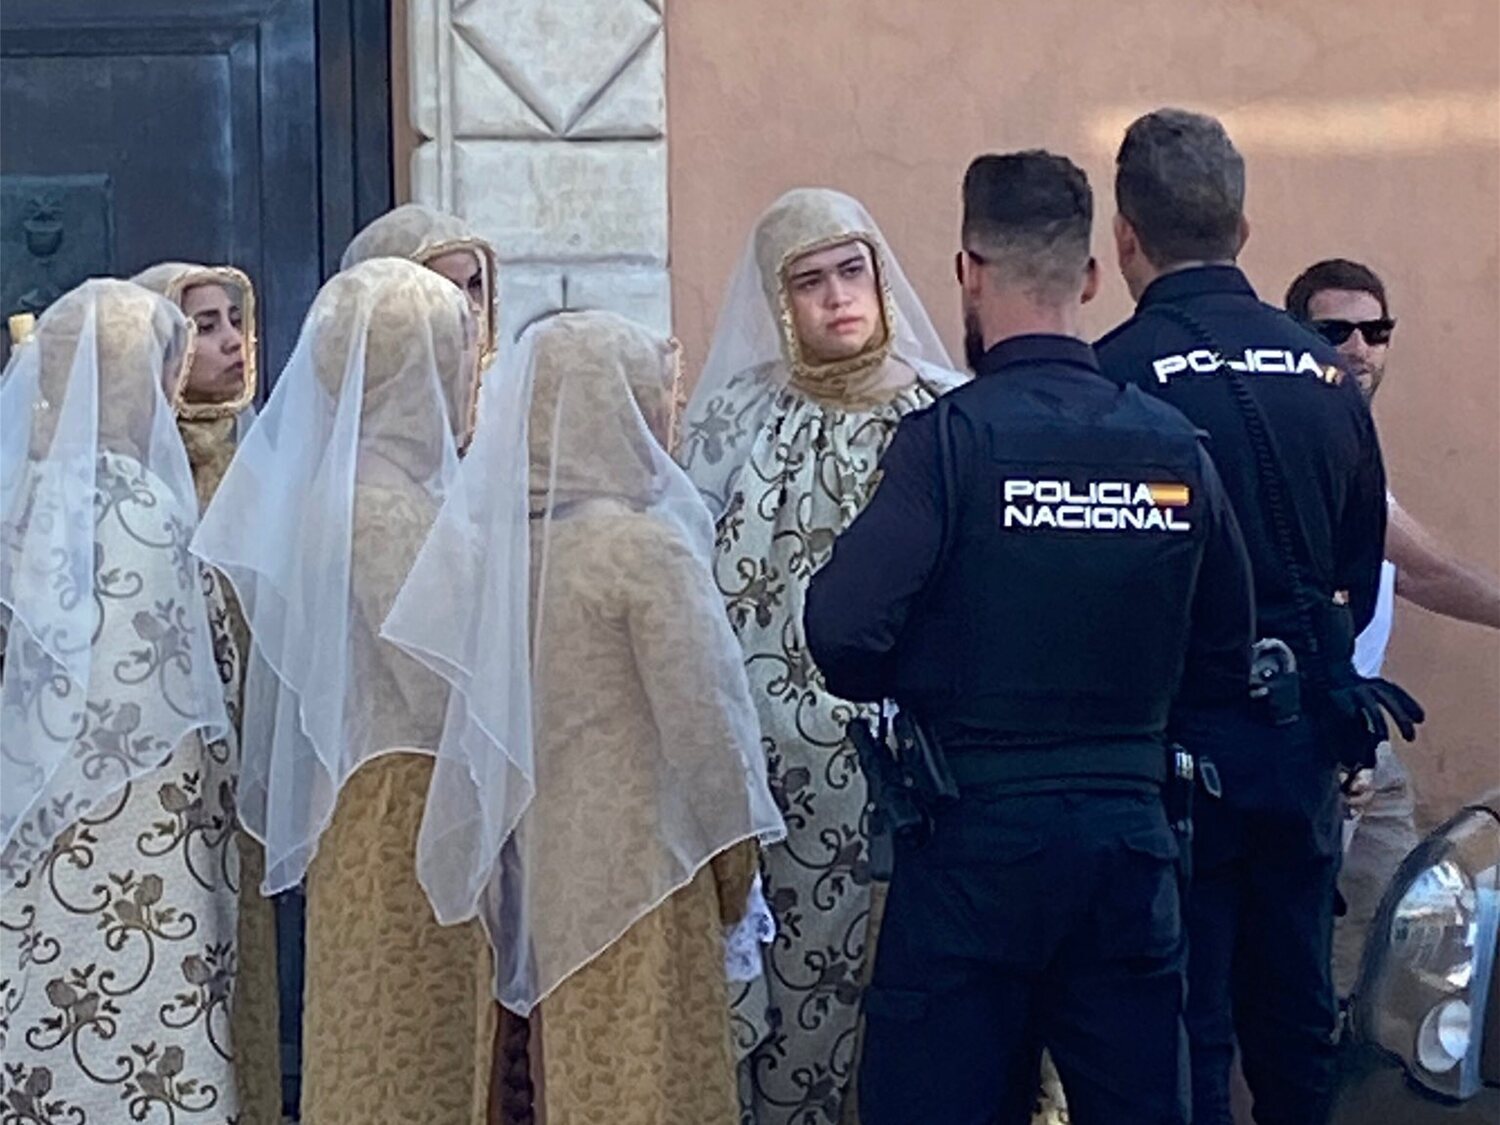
[
  {"xmin": 774, "ymin": 231, "xmax": 897, "ymax": 403},
  {"xmin": 416, "ymin": 238, "xmax": 500, "ymax": 374},
  {"xmin": 153, "ymin": 265, "xmax": 258, "ymax": 420}
]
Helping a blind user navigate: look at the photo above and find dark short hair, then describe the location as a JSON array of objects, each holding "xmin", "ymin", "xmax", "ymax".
[
  {"xmin": 1285, "ymin": 258, "xmax": 1389, "ymax": 322},
  {"xmin": 1115, "ymin": 108, "xmax": 1245, "ymax": 266},
  {"xmin": 962, "ymin": 150, "xmax": 1093, "ymax": 302}
]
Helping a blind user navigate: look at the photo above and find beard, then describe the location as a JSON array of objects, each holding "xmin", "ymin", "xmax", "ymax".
[
  {"xmin": 1351, "ymin": 360, "xmax": 1385, "ymax": 402},
  {"xmin": 963, "ymin": 305, "xmax": 986, "ymax": 372}
]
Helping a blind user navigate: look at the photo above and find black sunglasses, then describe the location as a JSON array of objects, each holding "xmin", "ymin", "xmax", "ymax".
[{"xmin": 1309, "ymin": 318, "xmax": 1395, "ymax": 347}]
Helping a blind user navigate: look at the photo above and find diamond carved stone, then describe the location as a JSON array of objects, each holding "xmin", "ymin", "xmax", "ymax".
[{"xmin": 452, "ymin": 0, "xmax": 661, "ymax": 135}]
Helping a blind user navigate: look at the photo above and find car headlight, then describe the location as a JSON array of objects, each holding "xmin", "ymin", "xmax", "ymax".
[{"xmin": 1355, "ymin": 806, "xmax": 1500, "ymax": 1100}]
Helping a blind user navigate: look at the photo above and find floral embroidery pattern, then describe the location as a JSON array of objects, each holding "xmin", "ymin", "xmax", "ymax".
[
  {"xmin": 2, "ymin": 455, "xmax": 244, "ymax": 1123},
  {"xmin": 682, "ymin": 368, "xmax": 953, "ymax": 1125}
]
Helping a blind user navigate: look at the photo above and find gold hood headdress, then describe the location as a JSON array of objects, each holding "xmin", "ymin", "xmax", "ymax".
[
  {"xmin": 133, "ymin": 261, "xmax": 258, "ymax": 420},
  {"xmin": 342, "ymin": 204, "xmax": 499, "ymax": 371}
]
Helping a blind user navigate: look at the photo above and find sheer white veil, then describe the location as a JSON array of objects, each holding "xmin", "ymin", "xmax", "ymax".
[
  {"xmin": 191, "ymin": 257, "xmax": 478, "ymax": 895},
  {"xmin": 677, "ymin": 188, "xmax": 955, "ymax": 514},
  {"xmin": 380, "ymin": 306, "xmax": 535, "ymax": 925},
  {"xmin": 427, "ymin": 309, "xmax": 783, "ymax": 1014},
  {"xmin": 1, "ymin": 279, "xmax": 227, "ymax": 885}
]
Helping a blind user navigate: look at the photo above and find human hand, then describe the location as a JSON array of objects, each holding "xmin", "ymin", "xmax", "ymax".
[{"xmin": 1342, "ymin": 768, "xmax": 1375, "ymax": 814}]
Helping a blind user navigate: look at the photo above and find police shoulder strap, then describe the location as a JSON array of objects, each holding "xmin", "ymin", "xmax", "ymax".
[{"xmin": 1142, "ymin": 304, "xmax": 1328, "ymax": 678}]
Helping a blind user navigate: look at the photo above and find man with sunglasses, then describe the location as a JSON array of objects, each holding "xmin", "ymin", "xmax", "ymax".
[
  {"xmin": 1094, "ymin": 110, "xmax": 1424, "ymax": 1125},
  {"xmin": 1286, "ymin": 261, "xmax": 1395, "ymax": 399},
  {"xmin": 1288, "ymin": 257, "xmax": 1500, "ymax": 1001}
]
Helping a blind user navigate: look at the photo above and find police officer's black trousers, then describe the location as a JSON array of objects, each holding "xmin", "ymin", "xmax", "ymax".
[
  {"xmin": 1185, "ymin": 781, "xmax": 1342, "ymax": 1125},
  {"xmin": 858, "ymin": 790, "xmax": 1188, "ymax": 1125}
]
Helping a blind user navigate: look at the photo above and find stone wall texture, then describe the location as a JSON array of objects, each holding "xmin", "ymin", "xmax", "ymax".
[{"xmin": 407, "ymin": 0, "xmax": 669, "ymax": 344}]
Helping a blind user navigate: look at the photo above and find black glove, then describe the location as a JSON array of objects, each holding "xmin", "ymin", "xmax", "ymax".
[{"xmin": 1328, "ymin": 676, "xmax": 1425, "ymax": 745}]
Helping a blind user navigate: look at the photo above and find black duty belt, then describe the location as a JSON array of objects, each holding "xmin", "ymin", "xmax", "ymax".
[{"xmin": 945, "ymin": 740, "xmax": 1167, "ymax": 791}]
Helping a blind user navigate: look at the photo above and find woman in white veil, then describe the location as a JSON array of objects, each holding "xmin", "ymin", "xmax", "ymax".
[
  {"xmin": 132, "ymin": 259, "xmax": 281, "ymax": 1125},
  {"xmin": 677, "ymin": 188, "xmax": 966, "ymax": 1125},
  {"xmin": 192, "ymin": 257, "xmax": 494, "ymax": 1125},
  {"xmin": 1, "ymin": 279, "xmax": 241, "ymax": 1120},
  {"xmin": 343, "ymin": 203, "xmax": 500, "ymax": 381},
  {"xmin": 387, "ymin": 309, "xmax": 784, "ymax": 1123}
]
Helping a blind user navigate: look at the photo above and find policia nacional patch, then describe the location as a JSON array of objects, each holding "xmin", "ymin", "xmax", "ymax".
[{"xmin": 999, "ymin": 477, "xmax": 1193, "ymax": 533}]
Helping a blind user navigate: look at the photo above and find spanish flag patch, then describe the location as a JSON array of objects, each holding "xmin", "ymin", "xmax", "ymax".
[{"xmin": 1147, "ymin": 483, "xmax": 1192, "ymax": 508}]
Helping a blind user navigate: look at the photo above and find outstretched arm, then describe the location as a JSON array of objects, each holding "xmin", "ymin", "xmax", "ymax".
[{"xmin": 1388, "ymin": 498, "xmax": 1500, "ymax": 629}]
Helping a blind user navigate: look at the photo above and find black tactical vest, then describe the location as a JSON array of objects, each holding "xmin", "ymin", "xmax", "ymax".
[{"xmin": 891, "ymin": 380, "xmax": 1211, "ymax": 743}]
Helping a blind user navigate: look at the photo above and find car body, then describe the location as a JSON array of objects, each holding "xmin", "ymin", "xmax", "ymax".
[{"xmin": 1332, "ymin": 796, "xmax": 1500, "ymax": 1123}]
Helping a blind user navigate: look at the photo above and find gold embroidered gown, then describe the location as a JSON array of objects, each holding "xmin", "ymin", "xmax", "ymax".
[
  {"xmin": 300, "ymin": 484, "xmax": 496, "ymax": 1125},
  {"xmin": 191, "ymin": 259, "xmax": 496, "ymax": 1125},
  {"xmin": 441, "ymin": 312, "xmax": 782, "ymax": 1125},
  {"xmin": 297, "ymin": 272, "xmax": 494, "ymax": 1125}
]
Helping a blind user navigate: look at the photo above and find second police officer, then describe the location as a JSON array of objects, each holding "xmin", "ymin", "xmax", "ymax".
[
  {"xmin": 804, "ymin": 150, "xmax": 1254, "ymax": 1125},
  {"xmin": 1094, "ymin": 108, "xmax": 1424, "ymax": 1125}
]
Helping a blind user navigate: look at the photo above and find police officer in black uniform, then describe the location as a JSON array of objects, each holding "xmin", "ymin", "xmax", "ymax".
[
  {"xmin": 804, "ymin": 151, "xmax": 1254, "ymax": 1125},
  {"xmin": 1094, "ymin": 109, "xmax": 1423, "ymax": 1125}
]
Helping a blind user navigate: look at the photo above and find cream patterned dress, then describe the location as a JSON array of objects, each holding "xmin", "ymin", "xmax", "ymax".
[
  {"xmin": 1, "ymin": 452, "xmax": 245, "ymax": 1124},
  {"xmin": 677, "ymin": 186, "xmax": 967, "ymax": 1125},
  {"xmin": 687, "ymin": 364, "xmax": 958, "ymax": 1125}
]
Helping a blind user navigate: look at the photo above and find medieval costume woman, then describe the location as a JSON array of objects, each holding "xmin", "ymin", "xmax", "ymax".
[
  {"xmin": 1, "ymin": 279, "xmax": 240, "ymax": 1122},
  {"xmin": 133, "ymin": 260, "xmax": 280, "ymax": 1125},
  {"xmin": 678, "ymin": 189, "xmax": 966, "ymax": 1124},
  {"xmin": 386, "ymin": 309, "xmax": 784, "ymax": 1124},
  {"xmin": 193, "ymin": 258, "xmax": 492, "ymax": 1125}
]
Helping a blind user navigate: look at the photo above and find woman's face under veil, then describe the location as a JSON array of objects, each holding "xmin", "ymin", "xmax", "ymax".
[
  {"xmin": 423, "ymin": 250, "xmax": 492, "ymax": 357},
  {"xmin": 180, "ymin": 281, "xmax": 246, "ymax": 404},
  {"xmin": 424, "ymin": 248, "xmax": 488, "ymax": 324},
  {"xmin": 784, "ymin": 238, "xmax": 885, "ymax": 364}
]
